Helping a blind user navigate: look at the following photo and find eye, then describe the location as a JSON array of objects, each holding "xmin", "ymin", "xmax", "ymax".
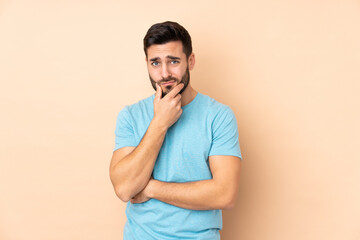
[
  {"xmin": 170, "ymin": 60, "xmax": 179, "ymax": 64},
  {"xmin": 151, "ymin": 61, "xmax": 159, "ymax": 66}
]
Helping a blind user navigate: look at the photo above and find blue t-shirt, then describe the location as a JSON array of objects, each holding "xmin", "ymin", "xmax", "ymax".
[{"xmin": 114, "ymin": 92, "xmax": 242, "ymax": 240}]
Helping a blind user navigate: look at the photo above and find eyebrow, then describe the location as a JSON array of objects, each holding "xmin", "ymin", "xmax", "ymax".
[
  {"xmin": 149, "ymin": 55, "xmax": 181, "ymax": 61},
  {"xmin": 167, "ymin": 56, "xmax": 181, "ymax": 60}
]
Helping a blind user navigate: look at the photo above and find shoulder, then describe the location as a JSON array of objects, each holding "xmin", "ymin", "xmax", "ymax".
[
  {"xmin": 197, "ymin": 92, "xmax": 234, "ymax": 116},
  {"xmin": 118, "ymin": 94, "xmax": 154, "ymax": 114},
  {"xmin": 126, "ymin": 95, "xmax": 154, "ymax": 112},
  {"xmin": 195, "ymin": 93, "xmax": 238, "ymax": 132},
  {"xmin": 116, "ymin": 94, "xmax": 155, "ymax": 121}
]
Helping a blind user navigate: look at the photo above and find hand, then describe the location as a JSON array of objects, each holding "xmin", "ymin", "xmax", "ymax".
[
  {"xmin": 130, "ymin": 178, "xmax": 154, "ymax": 204},
  {"xmin": 130, "ymin": 189, "xmax": 150, "ymax": 204},
  {"xmin": 153, "ymin": 83, "xmax": 184, "ymax": 129}
]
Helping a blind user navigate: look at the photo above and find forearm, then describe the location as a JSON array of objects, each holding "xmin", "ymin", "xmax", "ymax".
[
  {"xmin": 110, "ymin": 83, "xmax": 185, "ymax": 202},
  {"xmin": 145, "ymin": 179, "xmax": 236, "ymax": 210},
  {"xmin": 111, "ymin": 119, "xmax": 167, "ymax": 201}
]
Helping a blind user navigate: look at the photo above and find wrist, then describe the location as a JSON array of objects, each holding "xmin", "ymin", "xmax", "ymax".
[
  {"xmin": 145, "ymin": 179, "xmax": 159, "ymax": 199},
  {"xmin": 150, "ymin": 117, "xmax": 168, "ymax": 132}
]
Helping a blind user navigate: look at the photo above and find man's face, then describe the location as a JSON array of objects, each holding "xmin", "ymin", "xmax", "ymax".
[{"xmin": 146, "ymin": 41, "xmax": 192, "ymax": 97}]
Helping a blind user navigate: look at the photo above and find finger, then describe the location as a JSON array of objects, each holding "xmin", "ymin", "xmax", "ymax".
[
  {"xmin": 164, "ymin": 83, "xmax": 184, "ymax": 99},
  {"xmin": 155, "ymin": 83, "xmax": 162, "ymax": 100},
  {"xmin": 174, "ymin": 93, "xmax": 182, "ymax": 103}
]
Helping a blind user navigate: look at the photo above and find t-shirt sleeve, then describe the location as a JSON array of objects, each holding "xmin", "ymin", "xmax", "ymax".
[
  {"xmin": 113, "ymin": 106, "xmax": 137, "ymax": 152},
  {"xmin": 209, "ymin": 106, "xmax": 242, "ymax": 160}
]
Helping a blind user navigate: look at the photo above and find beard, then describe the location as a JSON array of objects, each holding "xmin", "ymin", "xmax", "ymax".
[{"xmin": 149, "ymin": 66, "xmax": 190, "ymax": 97}]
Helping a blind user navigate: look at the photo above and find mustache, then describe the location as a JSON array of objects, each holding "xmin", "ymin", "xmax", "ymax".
[{"xmin": 159, "ymin": 77, "xmax": 178, "ymax": 83}]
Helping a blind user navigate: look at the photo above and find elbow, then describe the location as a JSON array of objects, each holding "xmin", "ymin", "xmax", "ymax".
[
  {"xmin": 109, "ymin": 169, "xmax": 132, "ymax": 202},
  {"xmin": 114, "ymin": 185, "xmax": 132, "ymax": 202},
  {"xmin": 109, "ymin": 173, "xmax": 132, "ymax": 202},
  {"xmin": 218, "ymin": 192, "xmax": 237, "ymax": 210},
  {"xmin": 221, "ymin": 198, "xmax": 236, "ymax": 210}
]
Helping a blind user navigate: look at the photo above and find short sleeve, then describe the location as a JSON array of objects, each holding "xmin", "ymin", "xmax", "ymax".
[
  {"xmin": 209, "ymin": 106, "xmax": 242, "ymax": 160},
  {"xmin": 113, "ymin": 106, "xmax": 137, "ymax": 152}
]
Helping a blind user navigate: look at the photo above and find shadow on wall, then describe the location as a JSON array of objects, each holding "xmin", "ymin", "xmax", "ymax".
[
  {"xmin": 193, "ymin": 32, "xmax": 284, "ymax": 240},
  {"xmin": 192, "ymin": 37, "xmax": 253, "ymax": 240}
]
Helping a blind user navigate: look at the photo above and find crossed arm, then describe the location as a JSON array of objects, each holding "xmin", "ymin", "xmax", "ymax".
[
  {"xmin": 109, "ymin": 83, "xmax": 241, "ymax": 210},
  {"xmin": 130, "ymin": 155, "xmax": 241, "ymax": 210},
  {"xmin": 110, "ymin": 140, "xmax": 241, "ymax": 210}
]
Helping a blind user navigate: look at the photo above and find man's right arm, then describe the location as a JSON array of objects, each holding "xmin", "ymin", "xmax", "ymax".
[{"xmin": 109, "ymin": 83, "xmax": 184, "ymax": 202}]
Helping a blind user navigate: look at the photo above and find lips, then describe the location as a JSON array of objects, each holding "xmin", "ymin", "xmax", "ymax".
[{"xmin": 161, "ymin": 80, "xmax": 176, "ymax": 86}]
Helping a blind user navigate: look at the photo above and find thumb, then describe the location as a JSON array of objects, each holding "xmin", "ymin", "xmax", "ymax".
[{"xmin": 155, "ymin": 83, "xmax": 162, "ymax": 100}]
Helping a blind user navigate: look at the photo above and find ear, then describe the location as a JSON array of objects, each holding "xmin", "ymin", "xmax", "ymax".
[{"xmin": 188, "ymin": 53, "xmax": 195, "ymax": 70}]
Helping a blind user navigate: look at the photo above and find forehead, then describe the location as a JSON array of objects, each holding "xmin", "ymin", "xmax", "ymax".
[{"xmin": 147, "ymin": 41, "xmax": 185, "ymax": 59}]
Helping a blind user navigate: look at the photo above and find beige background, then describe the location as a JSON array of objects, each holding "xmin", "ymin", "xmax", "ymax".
[{"xmin": 1, "ymin": 0, "xmax": 360, "ymax": 239}]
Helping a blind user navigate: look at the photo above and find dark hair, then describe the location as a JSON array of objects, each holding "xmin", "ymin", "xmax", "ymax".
[{"xmin": 143, "ymin": 21, "xmax": 192, "ymax": 58}]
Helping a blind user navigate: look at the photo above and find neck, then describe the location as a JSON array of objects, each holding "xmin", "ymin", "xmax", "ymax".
[{"xmin": 180, "ymin": 84, "xmax": 197, "ymax": 107}]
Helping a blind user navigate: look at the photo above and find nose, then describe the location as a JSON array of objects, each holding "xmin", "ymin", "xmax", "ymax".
[{"xmin": 161, "ymin": 65, "xmax": 171, "ymax": 79}]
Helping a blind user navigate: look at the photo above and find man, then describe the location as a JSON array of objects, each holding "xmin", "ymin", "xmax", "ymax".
[{"xmin": 109, "ymin": 21, "xmax": 242, "ymax": 240}]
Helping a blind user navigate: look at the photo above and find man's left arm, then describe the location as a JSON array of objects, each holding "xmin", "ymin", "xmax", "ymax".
[{"xmin": 130, "ymin": 155, "xmax": 241, "ymax": 210}]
